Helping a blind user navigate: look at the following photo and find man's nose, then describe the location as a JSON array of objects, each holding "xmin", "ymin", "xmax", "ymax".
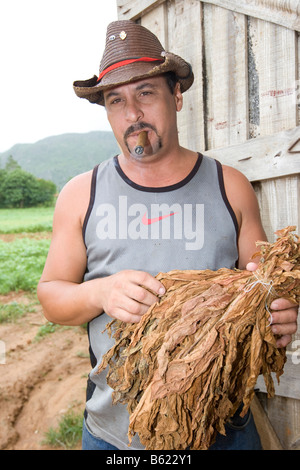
[{"xmin": 125, "ymin": 99, "xmax": 144, "ymax": 123}]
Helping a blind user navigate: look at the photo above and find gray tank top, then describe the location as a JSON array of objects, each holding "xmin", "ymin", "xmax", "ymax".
[{"xmin": 83, "ymin": 154, "xmax": 238, "ymax": 449}]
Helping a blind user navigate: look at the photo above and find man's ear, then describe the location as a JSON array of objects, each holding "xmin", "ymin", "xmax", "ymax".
[{"xmin": 174, "ymin": 82, "xmax": 183, "ymax": 112}]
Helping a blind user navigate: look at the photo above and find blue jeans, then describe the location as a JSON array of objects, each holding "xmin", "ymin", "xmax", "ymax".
[
  {"xmin": 82, "ymin": 420, "xmax": 119, "ymax": 450},
  {"xmin": 82, "ymin": 407, "xmax": 262, "ymax": 450},
  {"xmin": 209, "ymin": 407, "xmax": 262, "ymax": 450}
]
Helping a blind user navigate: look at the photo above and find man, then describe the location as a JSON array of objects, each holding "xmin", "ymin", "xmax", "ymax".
[{"xmin": 37, "ymin": 20, "xmax": 298, "ymax": 450}]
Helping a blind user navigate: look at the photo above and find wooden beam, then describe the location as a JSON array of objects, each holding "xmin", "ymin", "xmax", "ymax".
[
  {"xmin": 206, "ymin": 126, "xmax": 300, "ymax": 182},
  {"xmin": 250, "ymin": 395, "xmax": 284, "ymax": 450},
  {"xmin": 117, "ymin": 0, "xmax": 165, "ymax": 21},
  {"xmin": 117, "ymin": 0, "xmax": 300, "ymax": 31},
  {"xmin": 202, "ymin": 0, "xmax": 300, "ymax": 32}
]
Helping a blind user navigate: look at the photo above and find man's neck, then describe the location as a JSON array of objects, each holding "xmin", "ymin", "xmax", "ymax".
[{"xmin": 117, "ymin": 147, "xmax": 198, "ymax": 188}]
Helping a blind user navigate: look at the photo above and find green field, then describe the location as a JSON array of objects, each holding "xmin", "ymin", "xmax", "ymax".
[
  {"xmin": 0, "ymin": 207, "xmax": 54, "ymax": 233},
  {"xmin": 0, "ymin": 237, "xmax": 51, "ymax": 294},
  {"xmin": 0, "ymin": 207, "xmax": 53, "ymax": 295}
]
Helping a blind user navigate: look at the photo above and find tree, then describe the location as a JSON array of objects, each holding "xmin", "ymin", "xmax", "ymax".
[
  {"xmin": 5, "ymin": 155, "xmax": 21, "ymax": 172},
  {"xmin": 0, "ymin": 158, "xmax": 57, "ymax": 208},
  {"xmin": 1, "ymin": 169, "xmax": 38, "ymax": 208},
  {"xmin": 32, "ymin": 178, "xmax": 57, "ymax": 206}
]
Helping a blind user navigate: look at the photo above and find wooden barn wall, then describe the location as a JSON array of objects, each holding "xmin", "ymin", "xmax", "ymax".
[{"xmin": 117, "ymin": 0, "xmax": 300, "ymax": 449}]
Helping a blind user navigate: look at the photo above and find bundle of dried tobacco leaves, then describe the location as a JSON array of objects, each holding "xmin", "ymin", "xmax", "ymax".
[{"xmin": 98, "ymin": 226, "xmax": 300, "ymax": 450}]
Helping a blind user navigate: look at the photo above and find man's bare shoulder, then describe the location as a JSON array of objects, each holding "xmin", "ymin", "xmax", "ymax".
[
  {"xmin": 222, "ymin": 164, "xmax": 250, "ymax": 184},
  {"xmin": 221, "ymin": 164, "xmax": 255, "ymax": 201},
  {"xmin": 61, "ymin": 169, "xmax": 93, "ymax": 192},
  {"xmin": 58, "ymin": 170, "xmax": 92, "ymax": 199},
  {"xmin": 54, "ymin": 170, "xmax": 94, "ymax": 226},
  {"xmin": 221, "ymin": 164, "xmax": 260, "ymax": 230}
]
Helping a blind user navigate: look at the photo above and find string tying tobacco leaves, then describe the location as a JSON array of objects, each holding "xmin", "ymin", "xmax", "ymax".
[{"xmin": 98, "ymin": 226, "xmax": 300, "ymax": 450}]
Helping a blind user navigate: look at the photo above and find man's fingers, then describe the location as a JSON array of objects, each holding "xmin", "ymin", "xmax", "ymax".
[
  {"xmin": 246, "ymin": 262, "xmax": 258, "ymax": 272},
  {"xmin": 111, "ymin": 307, "xmax": 147, "ymax": 324},
  {"xmin": 271, "ymin": 321, "xmax": 297, "ymax": 336},
  {"xmin": 268, "ymin": 300, "xmax": 298, "ymax": 348},
  {"xmin": 276, "ymin": 335, "xmax": 292, "ymax": 349},
  {"xmin": 269, "ymin": 307, "xmax": 298, "ymax": 326},
  {"xmin": 103, "ymin": 270, "xmax": 165, "ymax": 323},
  {"xmin": 270, "ymin": 298, "xmax": 298, "ymax": 311},
  {"xmin": 131, "ymin": 284, "xmax": 160, "ymax": 306},
  {"xmin": 135, "ymin": 271, "xmax": 166, "ymax": 297}
]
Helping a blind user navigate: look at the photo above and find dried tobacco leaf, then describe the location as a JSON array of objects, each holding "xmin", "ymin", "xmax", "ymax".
[{"xmin": 98, "ymin": 226, "xmax": 300, "ymax": 450}]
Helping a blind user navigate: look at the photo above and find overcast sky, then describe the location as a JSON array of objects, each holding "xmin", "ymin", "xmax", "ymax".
[{"xmin": 0, "ymin": 0, "xmax": 118, "ymax": 152}]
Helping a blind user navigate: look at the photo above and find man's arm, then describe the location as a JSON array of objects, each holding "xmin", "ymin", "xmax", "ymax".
[
  {"xmin": 222, "ymin": 165, "xmax": 267, "ymax": 269},
  {"xmin": 223, "ymin": 165, "xmax": 298, "ymax": 347},
  {"xmin": 37, "ymin": 172, "xmax": 165, "ymax": 326}
]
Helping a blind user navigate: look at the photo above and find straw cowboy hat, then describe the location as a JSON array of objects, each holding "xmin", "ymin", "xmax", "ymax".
[{"xmin": 73, "ymin": 20, "xmax": 194, "ymax": 106}]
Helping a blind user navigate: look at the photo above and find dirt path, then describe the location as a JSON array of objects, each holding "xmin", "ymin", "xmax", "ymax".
[
  {"xmin": 0, "ymin": 293, "xmax": 90, "ymax": 450},
  {"xmin": 0, "ymin": 232, "xmax": 52, "ymax": 242}
]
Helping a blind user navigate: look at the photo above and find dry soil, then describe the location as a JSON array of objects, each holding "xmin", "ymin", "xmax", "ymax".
[{"xmin": 0, "ymin": 292, "xmax": 90, "ymax": 450}]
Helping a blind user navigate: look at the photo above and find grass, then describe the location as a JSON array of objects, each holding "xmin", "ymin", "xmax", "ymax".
[
  {"xmin": 0, "ymin": 207, "xmax": 54, "ymax": 233},
  {"xmin": 34, "ymin": 322, "xmax": 69, "ymax": 341},
  {"xmin": 0, "ymin": 207, "xmax": 53, "ymax": 295},
  {"xmin": 34, "ymin": 322, "xmax": 61, "ymax": 340},
  {"xmin": 0, "ymin": 301, "xmax": 36, "ymax": 323},
  {"xmin": 0, "ymin": 238, "xmax": 51, "ymax": 294},
  {"xmin": 43, "ymin": 409, "xmax": 83, "ymax": 449}
]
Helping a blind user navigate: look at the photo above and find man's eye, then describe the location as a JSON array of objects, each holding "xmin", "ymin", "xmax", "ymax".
[{"xmin": 111, "ymin": 98, "xmax": 122, "ymax": 105}]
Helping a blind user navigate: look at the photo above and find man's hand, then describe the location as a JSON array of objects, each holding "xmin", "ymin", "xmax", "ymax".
[
  {"xmin": 246, "ymin": 262, "xmax": 298, "ymax": 348},
  {"xmin": 98, "ymin": 270, "xmax": 166, "ymax": 324},
  {"xmin": 268, "ymin": 297, "xmax": 299, "ymax": 348}
]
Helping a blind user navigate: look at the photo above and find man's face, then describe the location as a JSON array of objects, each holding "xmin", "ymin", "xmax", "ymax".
[{"xmin": 103, "ymin": 75, "xmax": 182, "ymax": 161}]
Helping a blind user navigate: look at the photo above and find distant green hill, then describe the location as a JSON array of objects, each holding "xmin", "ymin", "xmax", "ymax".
[{"xmin": 0, "ymin": 131, "xmax": 119, "ymax": 190}]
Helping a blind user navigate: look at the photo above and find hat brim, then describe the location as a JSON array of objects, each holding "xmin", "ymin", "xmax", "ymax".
[{"xmin": 73, "ymin": 52, "xmax": 194, "ymax": 106}]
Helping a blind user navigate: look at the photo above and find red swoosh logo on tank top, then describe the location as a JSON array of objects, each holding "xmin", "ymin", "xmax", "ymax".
[{"xmin": 142, "ymin": 212, "xmax": 176, "ymax": 225}]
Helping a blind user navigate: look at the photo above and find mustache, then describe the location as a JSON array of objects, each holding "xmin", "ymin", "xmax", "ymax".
[{"xmin": 124, "ymin": 122, "xmax": 158, "ymax": 141}]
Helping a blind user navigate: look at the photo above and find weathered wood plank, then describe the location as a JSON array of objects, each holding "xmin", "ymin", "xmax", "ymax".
[
  {"xmin": 203, "ymin": 4, "xmax": 248, "ymax": 149},
  {"xmin": 251, "ymin": 395, "xmax": 284, "ymax": 450},
  {"xmin": 167, "ymin": 0, "xmax": 205, "ymax": 151},
  {"xmin": 253, "ymin": 175, "xmax": 300, "ymax": 244},
  {"xmin": 117, "ymin": 0, "xmax": 165, "ymax": 21},
  {"xmin": 202, "ymin": 0, "xmax": 300, "ymax": 32},
  {"xmin": 250, "ymin": 19, "xmax": 297, "ymax": 134},
  {"xmin": 206, "ymin": 126, "xmax": 300, "ymax": 181},
  {"xmin": 141, "ymin": 2, "xmax": 168, "ymax": 47},
  {"xmin": 257, "ymin": 392, "xmax": 300, "ymax": 449},
  {"xmin": 298, "ymin": 32, "xmax": 300, "ymax": 125}
]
